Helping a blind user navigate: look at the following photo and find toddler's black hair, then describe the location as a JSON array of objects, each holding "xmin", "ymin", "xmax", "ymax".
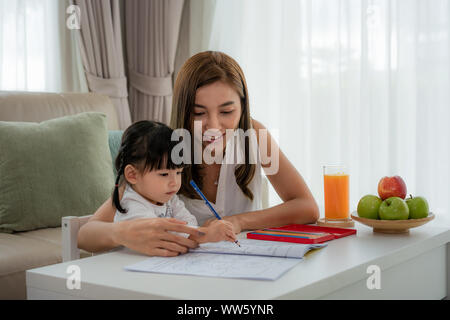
[{"xmin": 112, "ymin": 120, "xmax": 186, "ymax": 214}]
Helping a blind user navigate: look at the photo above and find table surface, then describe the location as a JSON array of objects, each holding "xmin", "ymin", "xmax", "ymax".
[{"xmin": 26, "ymin": 222, "xmax": 450, "ymax": 300}]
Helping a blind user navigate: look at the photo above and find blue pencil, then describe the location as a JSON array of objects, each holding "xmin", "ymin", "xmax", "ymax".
[{"xmin": 190, "ymin": 180, "xmax": 241, "ymax": 247}]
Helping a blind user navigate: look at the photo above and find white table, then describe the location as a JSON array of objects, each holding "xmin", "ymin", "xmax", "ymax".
[{"xmin": 26, "ymin": 223, "xmax": 450, "ymax": 300}]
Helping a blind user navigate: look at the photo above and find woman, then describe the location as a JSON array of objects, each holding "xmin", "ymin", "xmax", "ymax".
[{"xmin": 78, "ymin": 51, "xmax": 319, "ymax": 257}]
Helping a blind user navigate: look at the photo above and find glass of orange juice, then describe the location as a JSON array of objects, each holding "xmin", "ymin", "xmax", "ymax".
[{"xmin": 323, "ymin": 165, "xmax": 350, "ymax": 221}]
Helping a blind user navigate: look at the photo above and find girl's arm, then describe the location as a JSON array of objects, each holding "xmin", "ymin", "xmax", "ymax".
[{"xmin": 220, "ymin": 119, "xmax": 320, "ymax": 232}]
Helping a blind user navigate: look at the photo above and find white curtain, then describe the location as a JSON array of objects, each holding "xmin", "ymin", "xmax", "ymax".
[
  {"xmin": 191, "ymin": 0, "xmax": 450, "ymax": 225},
  {"xmin": 0, "ymin": 0, "xmax": 87, "ymax": 92}
]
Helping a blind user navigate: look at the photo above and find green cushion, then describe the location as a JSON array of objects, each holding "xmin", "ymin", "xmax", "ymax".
[
  {"xmin": 108, "ymin": 130, "xmax": 123, "ymax": 176},
  {"xmin": 0, "ymin": 112, "xmax": 115, "ymax": 233}
]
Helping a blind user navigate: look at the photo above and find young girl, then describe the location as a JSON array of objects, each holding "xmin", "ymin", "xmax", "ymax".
[{"xmin": 112, "ymin": 120, "xmax": 236, "ymax": 244}]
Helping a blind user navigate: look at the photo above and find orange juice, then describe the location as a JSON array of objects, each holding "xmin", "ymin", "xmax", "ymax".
[{"xmin": 324, "ymin": 173, "xmax": 349, "ymax": 219}]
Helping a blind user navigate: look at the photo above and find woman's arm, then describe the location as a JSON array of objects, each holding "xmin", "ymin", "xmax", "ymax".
[
  {"xmin": 77, "ymin": 196, "xmax": 121, "ymax": 252},
  {"xmin": 78, "ymin": 191, "xmax": 202, "ymax": 256},
  {"xmin": 221, "ymin": 119, "xmax": 319, "ymax": 232}
]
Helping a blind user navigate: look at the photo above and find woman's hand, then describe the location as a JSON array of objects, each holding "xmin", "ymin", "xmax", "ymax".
[{"xmin": 112, "ymin": 218, "xmax": 202, "ymax": 257}]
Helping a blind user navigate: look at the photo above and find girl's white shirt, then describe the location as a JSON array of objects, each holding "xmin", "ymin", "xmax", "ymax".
[
  {"xmin": 179, "ymin": 132, "xmax": 263, "ymax": 226},
  {"xmin": 114, "ymin": 184, "xmax": 198, "ymax": 229}
]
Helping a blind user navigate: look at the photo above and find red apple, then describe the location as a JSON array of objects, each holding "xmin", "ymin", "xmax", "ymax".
[{"xmin": 378, "ymin": 176, "xmax": 407, "ymax": 200}]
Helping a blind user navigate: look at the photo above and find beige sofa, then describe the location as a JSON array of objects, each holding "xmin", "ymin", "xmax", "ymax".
[{"xmin": 0, "ymin": 91, "xmax": 120, "ymax": 300}]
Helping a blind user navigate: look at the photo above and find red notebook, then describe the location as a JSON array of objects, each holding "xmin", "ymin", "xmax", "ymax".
[{"xmin": 247, "ymin": 224, "xmax": 356, "ymax": 244}]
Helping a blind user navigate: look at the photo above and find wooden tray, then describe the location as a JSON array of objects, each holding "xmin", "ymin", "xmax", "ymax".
[{"xmin": 350, "ymin": 212, "xmax": 435, "ymax": 234}]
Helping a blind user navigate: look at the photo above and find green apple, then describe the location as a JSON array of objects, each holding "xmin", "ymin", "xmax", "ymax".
[
  {"xmin": 379, "ymin": 197, "xmax": 409, "ymax": 220},
  {"xmin": 406, "ymin": 195, "xmax": 429, "ymax": 219},
  {"xmin": 357, "ymin": 195, "xmax": 382, "ymax": 219}
]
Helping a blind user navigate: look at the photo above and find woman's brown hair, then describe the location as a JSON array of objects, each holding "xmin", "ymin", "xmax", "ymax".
[{"xmin": 170, "ymin": 51, "xmax": 256, "ymax": 201}]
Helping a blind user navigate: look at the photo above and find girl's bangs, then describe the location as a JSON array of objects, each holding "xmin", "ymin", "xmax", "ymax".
[{"xmin": 143, "ymin": 139, "xmax": 187, "ymax": 172}]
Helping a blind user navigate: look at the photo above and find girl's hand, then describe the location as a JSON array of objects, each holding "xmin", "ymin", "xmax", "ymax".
[
  {"xmin": 203, "ymin": 215, "xmax": 243, "ymax": 234},
  {"xmin": 113, "ymin": 218, "xmax": 202, "ymax": 257},
  {"xmin": 222, "ymin": 215, "xmax": 243, "ymax": 234},
  {"xmin": 200, "ymin": 220, "xmax": 237, "ymax": 243}
]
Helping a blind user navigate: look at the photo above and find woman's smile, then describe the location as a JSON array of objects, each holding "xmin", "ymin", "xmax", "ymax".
[{"xmin": 204, "ymin": 133, "xmax": 224, "ymax": 144}]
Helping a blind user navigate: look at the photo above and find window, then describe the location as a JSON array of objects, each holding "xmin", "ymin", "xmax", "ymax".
[
  {"xmin": 0, "ymin": 0, "xmax": 86, "ymax": 92},
  {"xmin": 194, "ymin": 0, "xmax": 450, "ymax": 223}
]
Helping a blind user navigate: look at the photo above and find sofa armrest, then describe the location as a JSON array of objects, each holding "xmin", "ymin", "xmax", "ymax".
[{"xmin": 61, "ymin": 215, "xmax": 92, "ymax": 262}]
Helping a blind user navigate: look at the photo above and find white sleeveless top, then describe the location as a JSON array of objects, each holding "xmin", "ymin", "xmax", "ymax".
[{"xmin": 179, "ymin": 132, "xmax": 263, "ymax": 226}]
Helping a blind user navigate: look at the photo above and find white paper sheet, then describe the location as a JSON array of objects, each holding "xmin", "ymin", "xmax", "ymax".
[
  {"xmin": 189, "ymin": 239, "xmax": 326, "ymax": 258},
  {"xmin": 124, "ymin": 253, "xmax": 301, "ymax": 280},
  {"xmin": 124, "ymin": 240, "xmax": 326, "ymax": 280}
]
